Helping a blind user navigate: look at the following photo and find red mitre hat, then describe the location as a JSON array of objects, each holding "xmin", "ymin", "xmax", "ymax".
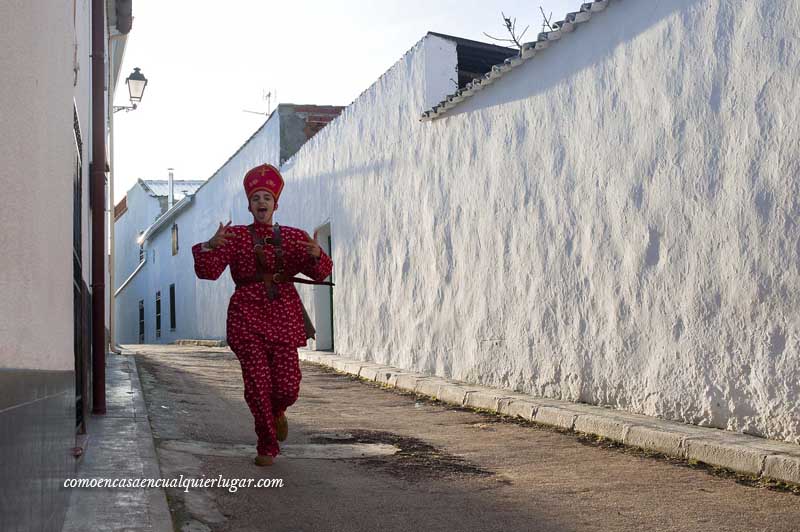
[{"xmin": 243, "ymin": 164, "xmax": 284, "ymax": 202}]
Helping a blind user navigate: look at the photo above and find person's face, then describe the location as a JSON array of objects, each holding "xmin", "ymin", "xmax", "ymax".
[{"xmin": 248, "ymin": 191, "xmax": 276, "ymax": 223}]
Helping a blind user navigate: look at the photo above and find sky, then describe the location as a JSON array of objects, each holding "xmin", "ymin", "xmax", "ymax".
[{"xmin": 112, "ymin": 0, "xmax": 577, "ymax": 203}]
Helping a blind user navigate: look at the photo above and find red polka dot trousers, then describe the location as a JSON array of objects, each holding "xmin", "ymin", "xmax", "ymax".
[{"xmin": 230, "ymin": 333, "xmax": 301, "ymax": 457}]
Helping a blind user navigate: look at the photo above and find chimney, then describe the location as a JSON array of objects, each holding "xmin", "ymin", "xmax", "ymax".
[{"xmin": 168, "ymin": 167, "xmax": 174, "ymax": 209}]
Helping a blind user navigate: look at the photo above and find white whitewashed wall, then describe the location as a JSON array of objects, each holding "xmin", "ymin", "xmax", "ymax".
[
  {"xmin": 276, "ymin": 2, "xmax": 800, "ymax": 443},
  {"xmin": 114, "ymin": 184, "xmax": 162, "ymax": 344},
  {"xmin": 0, "ymin": 1, "xmax": 75, "ymax": 370}
]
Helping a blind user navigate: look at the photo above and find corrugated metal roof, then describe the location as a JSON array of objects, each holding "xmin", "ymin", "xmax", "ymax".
[
  {"xmin": 421, "ymin": 0, "xmax": 611, "ymax": 121},
  {"xmin": 140, "ymin": 179, "xmax": 205, "ymax": 199}
]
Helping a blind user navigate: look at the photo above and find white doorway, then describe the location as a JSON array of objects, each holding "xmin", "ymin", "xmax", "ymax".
[{"xmin": 313, "ymin": 223, "xmax": 334, "ymax": 351}]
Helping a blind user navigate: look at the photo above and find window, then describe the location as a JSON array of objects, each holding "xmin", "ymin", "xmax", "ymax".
[
  {"xmin": 138, "ymin": 232, "xmax": 144, "ymax": 262},
  {"xmin": 155, "ymin": 291, "xmax": 161, "ymax": 339},
  {"xmin": 171, "ymin": 223, "xmax": 179, "ymax": 255},
  {"xmin": 138, "ymin": 300, "xmax": 144, "ymax": 343},
  {"xmin": 169, "ymin": 284, "xmax": 176, "ymax": 330}
]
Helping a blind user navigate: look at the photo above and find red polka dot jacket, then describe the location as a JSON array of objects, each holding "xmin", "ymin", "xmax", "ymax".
[{"xmin": 192, "ymin": 223, "xmax": 334, "ymax": 347}]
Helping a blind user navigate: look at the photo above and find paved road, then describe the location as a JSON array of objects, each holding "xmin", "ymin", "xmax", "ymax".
[{"xmin": 132, "ymin": 345, "xmax": 800, "ymax": 532}]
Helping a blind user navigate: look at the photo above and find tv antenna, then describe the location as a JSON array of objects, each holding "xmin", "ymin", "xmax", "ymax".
[{"xmin": 242, "ymin": 88, "xmax": 276, "ymax": 116}]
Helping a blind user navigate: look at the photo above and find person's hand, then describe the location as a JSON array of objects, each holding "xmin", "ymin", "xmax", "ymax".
[
  {"xmin": 303, "ymin": 230, "xmax": 321, "ymax": 258},
  {"xmin": 207, "ymin": 221, "xmax": 234, "ymax": 250}
]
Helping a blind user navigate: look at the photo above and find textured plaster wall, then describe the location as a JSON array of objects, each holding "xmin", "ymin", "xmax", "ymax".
[
  {"xmin": 424, "ymin": 36, "xmax": 458, "ymax": 112},
  {"xmin": 0, "ymin": 1, "xmax": 76, "ymax": 370},
  {"xmin": 279, "ymin": 106, "xmax": 313, "ymax": 165},
  {"xmin": 277, "ymin": 35, "xmax": 459, "ymax": 353},
  {"xmin": 276, "ymin": 2, "xmax": 800, "ymax": 443}
]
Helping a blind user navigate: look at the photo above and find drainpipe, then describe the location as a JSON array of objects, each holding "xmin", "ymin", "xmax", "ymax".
[
  {"xmin": 108, "ymin": 31, "xmax": 126, "ymax": 356},
  {"xmin": 91, "ymin": 0, "xmax": 107, "ymax": 415}
]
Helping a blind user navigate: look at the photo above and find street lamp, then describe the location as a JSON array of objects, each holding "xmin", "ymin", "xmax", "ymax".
[{"xmin": 114, "ymin": 67, "xmax": 148, "ymax": 113}]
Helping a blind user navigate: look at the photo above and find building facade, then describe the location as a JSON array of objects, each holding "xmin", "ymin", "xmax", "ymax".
[
  {"xmin": 0, "ymin": 1, "xmax": 133, "ymax": 530},
  {"xmin": 114, "ymin": 104, "xmax": 343, "ymax": 345}
]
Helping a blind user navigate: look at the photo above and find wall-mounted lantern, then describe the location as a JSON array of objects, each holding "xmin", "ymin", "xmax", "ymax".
[{"xmin": 114, "ymin": 67, "xmax": 148, "ymax": 113}]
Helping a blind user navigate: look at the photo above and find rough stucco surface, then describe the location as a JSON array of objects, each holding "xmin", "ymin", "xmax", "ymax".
[
  {"xmin": 276, "ymin": 2, "xmax": 800, "ymax": 443},
  {"xmin": 0, "ymin": 1, "xmax": 75, "ymax": 370},
  {"xmin": 116, "ymin": 0, "xmax": 799, "ymax": 443}
]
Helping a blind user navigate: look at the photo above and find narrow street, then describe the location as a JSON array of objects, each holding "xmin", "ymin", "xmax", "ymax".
[{"xmin": 133, "ymin": 345, "xmax": 800, "ymax": 532}]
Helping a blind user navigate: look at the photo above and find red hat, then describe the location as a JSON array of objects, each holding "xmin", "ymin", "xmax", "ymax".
[{"xmin": 243, "ymin": 164, "xmax": 284, "ymax": 202}]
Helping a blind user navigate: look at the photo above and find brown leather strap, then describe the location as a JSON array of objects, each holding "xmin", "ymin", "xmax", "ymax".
[
  {"xmin": 247, "ymin": 224, "xmax": 280, "ymax": 300},
  {"xmin": 237, "ymin": 224, "xmax": 334, "ymax": 294},
  {"xmin": 273, "ymin": 223, "xmax": 285, "ymax": 277}
]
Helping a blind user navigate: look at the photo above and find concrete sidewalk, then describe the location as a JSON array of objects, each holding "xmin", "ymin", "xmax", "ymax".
[
  {"xmin": 299, "ymin": 350, "xmax": 800, "ymax": 488},
  {"xmin": 61, "ymin": 351, "xmax": 172, "ymax": 532}
]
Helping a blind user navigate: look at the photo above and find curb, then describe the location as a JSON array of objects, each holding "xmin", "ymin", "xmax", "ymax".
[
  {"xmin": 61, "ymin": 353, "xmax": 174, "ymax": 532},
  {"xmin": 174, "ymin": 339, "xmax": 227, "ymax": 347},
  {"xmin": 128, "ymin": 354, "xmax": 176, "ymax": 532},
  {"xmin": 299, "ymin": 350, "xmax": 800, "ymax": 487}
]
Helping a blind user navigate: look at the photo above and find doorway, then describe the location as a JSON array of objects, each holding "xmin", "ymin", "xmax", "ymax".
[{"xmin": 313, "ymin": 223, "xmax": 334, "ymax": 351}]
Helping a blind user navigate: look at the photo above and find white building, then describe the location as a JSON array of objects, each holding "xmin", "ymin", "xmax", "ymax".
[
  {"xmin": 114, "ymin": 104, "xmax": 343, "ymax": 345},
  {"xmin": 117, "ymin": 0, "xmax": 800, "ymax": 445},
  {"xmin": 0, "ymin": 1, "xmax": 135, "ymax": 530}
]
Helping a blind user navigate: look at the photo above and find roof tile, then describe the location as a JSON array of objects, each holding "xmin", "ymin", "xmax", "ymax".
[{"xmin": 421, "ymin": 0, "xmax": 612, "ymax": 121}]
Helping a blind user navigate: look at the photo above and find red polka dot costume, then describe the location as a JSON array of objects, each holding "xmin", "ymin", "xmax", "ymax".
[{"xmin": 192, "ymin": 164, "xmax": 333, "ymax": 458}]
